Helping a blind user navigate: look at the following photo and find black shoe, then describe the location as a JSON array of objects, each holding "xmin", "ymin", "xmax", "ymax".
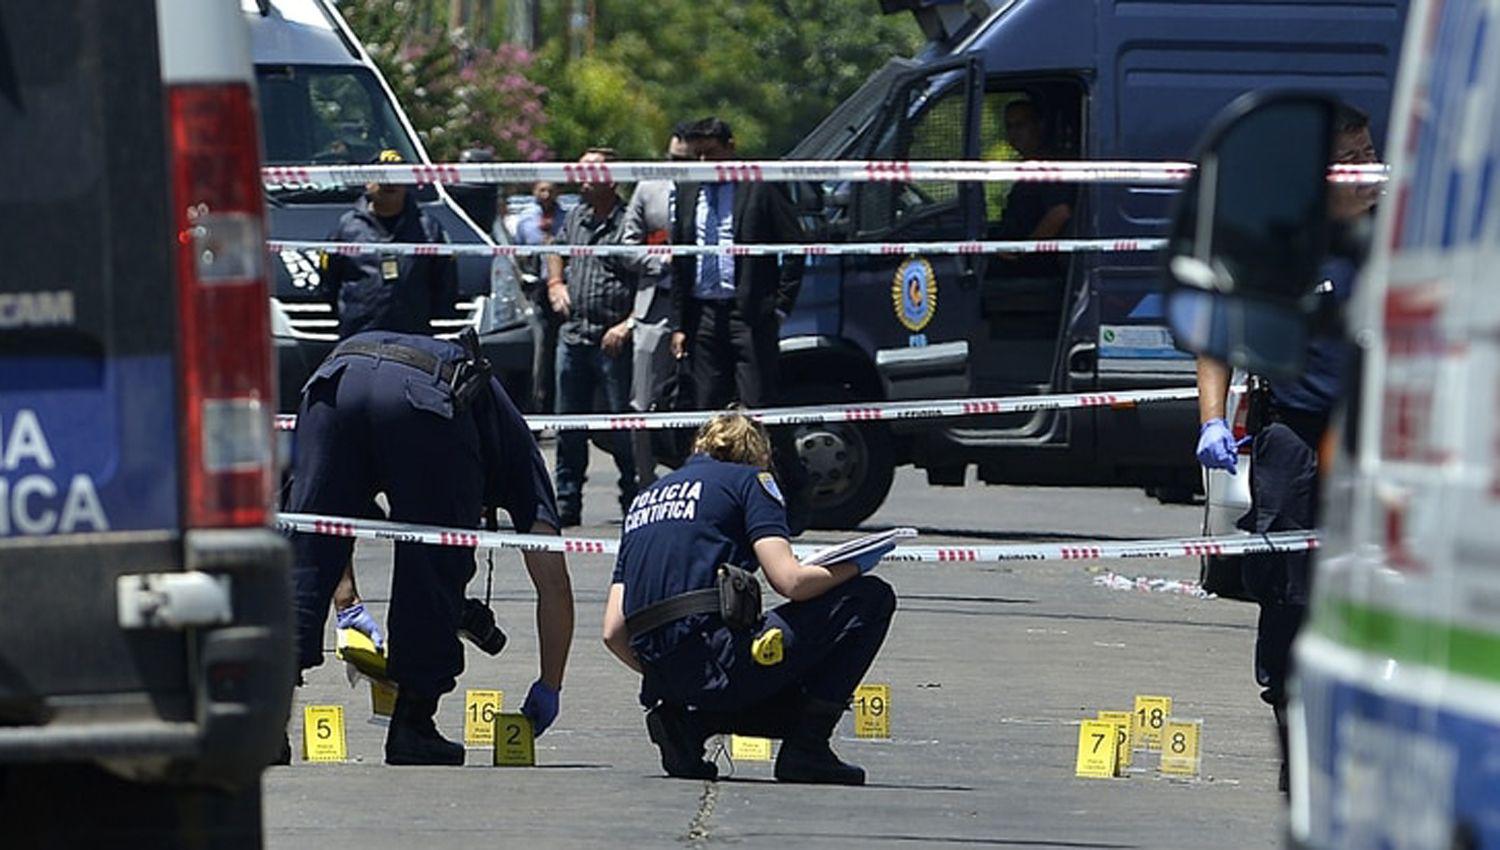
[
  {"xmin": 558, "ymin": 511, "xmax": 581, "ymax": 529},
  {"xmin": 646, "ymin": 704, "xmax": 717, "ymax": 780},
  {"xmin": 774, "ymin": 740, "xmax": 865, "ymax": 785},
  {"xmin": 385, "ymin": 693, "xmax": 464, "ymax": 766},
  {"xmin": 774, "ymin": 699, "xmax": 865, "ymax": 785}
]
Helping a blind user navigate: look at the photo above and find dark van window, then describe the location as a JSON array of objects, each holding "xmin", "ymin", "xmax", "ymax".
[
  {"xmin": 856, "ymin": 79, "xmax": 969, "ymax": 236},
  {"xmin": 257, "ymin": 64, "xmax": 418, "ymax": 166}
]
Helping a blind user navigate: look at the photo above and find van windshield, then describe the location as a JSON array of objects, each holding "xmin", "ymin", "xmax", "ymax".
[{"xmin": 256, "ymin": 64, "xmax": 419, "ymax": 166}]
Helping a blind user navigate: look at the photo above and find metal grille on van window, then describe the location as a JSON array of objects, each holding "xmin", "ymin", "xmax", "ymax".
[{"xmin": 272, "ymin": 298, "xmax": 481, "ymax": 339}]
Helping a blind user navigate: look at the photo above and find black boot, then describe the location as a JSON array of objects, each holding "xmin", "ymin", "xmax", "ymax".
[
  {"xmin": 774, "ymin": 699, "xmax": 864, "ymax": 785},
  {"xmin": 385, "ymin": 692, "xmax": 464, "ymax": 766},
  {"xmin": 646, "ymin": 703, "xmax": 717, "ymax": 780}
]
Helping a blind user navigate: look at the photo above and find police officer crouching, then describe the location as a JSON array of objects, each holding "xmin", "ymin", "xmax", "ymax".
[
  {"xmin": 287, "ymin": 328, "xmax": 574, "ymax": 765},
  {"xmin": 602, "ymin": 413, "xmax": 896, "ymax": 785}
]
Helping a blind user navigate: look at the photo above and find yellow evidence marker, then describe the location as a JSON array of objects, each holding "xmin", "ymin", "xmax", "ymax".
[
  {"xmin": 1074, "ymin": 719, "xmax": 1119, "ymax": 779},
  {"xmin": 1132, "ymin": 695, "xmax": 1172, "ymax": 751},
  {"xmin": 729, "ymin": 735, "xmax": 773, "ymax": 761},
  {"xmin": 336, "ymin": 627, "xmax": 388, "ymax": 681},
  {"xmin": 302, "ymin": 705, "xmax": 347, "ymax": 763},
  {"xmin": 370, "ymin": 679, "xmax": 398, "ymax": 718},
  {"xmin": 463, "ymin": 689, "xmax": 504, "ymax": 746},
  {"xmin": 493, "ymin": 712, "xmax": 535, "ymax": 766},
  {"xmin": 1096, "ymin": 710, "xmax": 1134, "ymax": 773},
  {"xmin": 1159, "ymin": 718, "xmax": 1202, "ymax": 777},
  {"xmin": 853, "ymin": 683, "xmax": 891, "ymax": 739}
]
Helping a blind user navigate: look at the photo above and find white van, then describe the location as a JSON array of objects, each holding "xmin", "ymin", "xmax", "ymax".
[
  {"xmin": 244, "ymin": 0, "xmax": 536, "ymax": 411},
  {"xmin": 1164, "ymin": 0, "xmax": 1500, "ymax": 843}
]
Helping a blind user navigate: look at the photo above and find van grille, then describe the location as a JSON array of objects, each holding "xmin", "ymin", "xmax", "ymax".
[{"xmin": 272, "ymin": 298, "xmax": 480, "ymax": 340}]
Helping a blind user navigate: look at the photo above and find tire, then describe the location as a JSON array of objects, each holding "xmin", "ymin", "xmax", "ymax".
[
  {"xmin": 0, "ymin": 763, "xmax": 263, "ymax": 849},
  {"xmin": 782, "ymin": 382, "xmax": 896, "ymax": 530}
]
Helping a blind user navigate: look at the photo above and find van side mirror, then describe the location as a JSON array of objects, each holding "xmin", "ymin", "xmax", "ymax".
[{"xmin": 1164, "ymin": 93, "xmax": 1336, "ymax": 379}]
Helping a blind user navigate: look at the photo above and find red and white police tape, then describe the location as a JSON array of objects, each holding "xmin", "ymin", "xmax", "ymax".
[
  {"xmin": 268, "ymin": 236, "xmax": 1169, "ymax": 260},
  {"xmin": 273, "ymin": 511, "xmax": 1318, "ymax": 564},
  {"xmin": 272, "ymin": 386, "xmax": 1199, "ymax": 433},
  {"xmin": 260, "ymin": 159, "xmax": 1388, "ymax": 188}
]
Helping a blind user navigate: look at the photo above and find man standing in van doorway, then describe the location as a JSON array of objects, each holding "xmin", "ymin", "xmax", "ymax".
[
  {"xmin": 320, "ymin": 149, "xmax": 458, "ymax": 339},
  {"xmin": 1192, "ymin": 103, "xmax": 1379, "ymax": 793},
  {"xmin": 991, "ymin": 98, "xmax": 1075, "ymax": 278}
]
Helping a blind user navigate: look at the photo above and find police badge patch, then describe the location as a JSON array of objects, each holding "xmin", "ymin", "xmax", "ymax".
[
  {"xmin": 891, "ymin": 257, "xmax": 938, "ymax": 332},
  {"xmin": 757, "ymin": 472, "xmax": 785, "ymax": 506}
]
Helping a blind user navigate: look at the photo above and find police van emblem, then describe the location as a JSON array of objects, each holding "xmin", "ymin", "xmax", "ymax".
[
  {"xmin": 757, "ymin": 472, "xmax": 785, "ymax": 506},
  {"xmin": 891, "ymin": 257, "xmax": 937, "ymax": 332}
]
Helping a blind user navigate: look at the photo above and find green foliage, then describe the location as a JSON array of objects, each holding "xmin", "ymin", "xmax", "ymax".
[
  {"xmin": 336, "ymin": 0, "xmax": 923, "ymax": 161},
  {"xmin": 340, "ymin": 1, "xmax": 552, "ymax": 161}
]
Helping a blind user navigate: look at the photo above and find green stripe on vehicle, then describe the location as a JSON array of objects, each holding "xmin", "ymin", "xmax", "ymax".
[{"xmin": 1311, "ymin": 598, "xmax": 1500, "ymax": 685}]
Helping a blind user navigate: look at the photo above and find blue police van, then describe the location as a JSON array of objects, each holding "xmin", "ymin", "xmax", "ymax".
[
  {"xmin": 1, "ymin": 0, "xmax": 290, "ymax": 842},
  {"xmin": 782, "ymin": 0, "xmax": 1407, "ymax": 528},
  {"xmin": 248, "ymin": 0, "xmax": 536, "ymax": 413}
]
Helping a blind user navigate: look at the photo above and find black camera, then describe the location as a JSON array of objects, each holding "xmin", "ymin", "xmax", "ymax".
[{"xmin": 459, "ymin": 598, "xmax": 507, "ymax": 656}]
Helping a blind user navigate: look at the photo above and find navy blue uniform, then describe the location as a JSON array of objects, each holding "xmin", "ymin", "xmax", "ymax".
[
  {"xmin": 288, "ymin": 331, "xmax": 558, "ymax": 697},
  {"xmin": 323, "ymin": 195, "xmax": 459, "ymax": 338},
  {"xmin": 1238, "ymin": 257, "xmax": 1356, "ymax": 708},
  {"xmin": 614, "ymin": 455, "xmax": 895, "ymax": 734}
]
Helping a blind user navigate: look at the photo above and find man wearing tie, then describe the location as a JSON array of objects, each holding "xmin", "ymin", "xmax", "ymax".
[{"xmin": 669, "ymin": 117, "xmax": 809, "ymax": 528}]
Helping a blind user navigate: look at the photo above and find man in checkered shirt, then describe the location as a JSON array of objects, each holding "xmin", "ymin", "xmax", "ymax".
[{"xmin": 545, "ymin": 148, "xmax": 640, "ymax": 526}]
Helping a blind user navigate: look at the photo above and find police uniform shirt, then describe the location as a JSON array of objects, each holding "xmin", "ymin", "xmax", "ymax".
[
  {"xmin": 1270, "ymin": 256, "xmax": 1357, "ymax": 416},
  {"xmin": 611, "ymin": 454, "xmax": 789, "ymax": 645},
  {"xmin": 324, "ymin": 195, "xmax": 459, "ymax": 339}
]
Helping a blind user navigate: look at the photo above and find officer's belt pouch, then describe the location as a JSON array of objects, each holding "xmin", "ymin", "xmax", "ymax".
[{"xmin": 717, "ymin": 564, "xmax": 761, "ymax": 631}]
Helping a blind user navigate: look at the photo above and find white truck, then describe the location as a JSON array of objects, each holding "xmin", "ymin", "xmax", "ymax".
[{"xmin": 1165, "ymin": 0, "xmax": 1500, "ymax": 844}]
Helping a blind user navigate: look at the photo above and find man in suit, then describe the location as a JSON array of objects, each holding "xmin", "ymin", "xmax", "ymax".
[
  {"xmin": 668, "ymin": 117, "xmax": 804, "ymax": 410},
  {"xmin": 669, "ymin": 117, "xmax": 809, "ymax": 529}
]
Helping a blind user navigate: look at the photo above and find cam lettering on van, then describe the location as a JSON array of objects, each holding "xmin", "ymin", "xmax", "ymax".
[
  {"xmin": 0, "ymin": 291, "xmax": 75, "ymax": 329},
  {"xmin": 0, "ymin": 409, "xmax": 110, "ymax": 536}
]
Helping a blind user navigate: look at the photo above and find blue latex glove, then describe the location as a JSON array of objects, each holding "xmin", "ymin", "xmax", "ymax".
[
  {"xmin": 336, "ymin": 602, "xmax": 384, "ymax": 651},
  {"xmin": 1196, "ymin": 418, "xmax": 1246, "ymax": 474},
  {"xmin": 848, "ymin": 541, "xmax": 896, "ymax": 574},
  {"xmin": 521, "ymin": 680, "xmax": 560, "ymax": 736}
]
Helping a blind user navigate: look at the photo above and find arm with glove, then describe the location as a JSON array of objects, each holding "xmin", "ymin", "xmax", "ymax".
[
  {"xmin": 1195, "ymin": 356, "xmax": 1248, "ymax": 473},
  {"xmin": 752, "ymin": 537, "xmax": 895, "ymax": 603}
]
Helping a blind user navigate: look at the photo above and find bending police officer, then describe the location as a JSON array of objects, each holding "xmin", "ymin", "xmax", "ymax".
[
  {"xmin": 1193, "ymin": 103, "xmax": 1378, "ymax": 791},
  {"xmin": 602, "ymin": 413, "xmax": 896, "ymax": 785},
  {"xmin": 287, "ymin": 329, "xmax": 574, "ymax": 765}
]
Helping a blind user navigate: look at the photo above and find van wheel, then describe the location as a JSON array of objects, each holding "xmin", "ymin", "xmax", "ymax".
[{"xmin": 783, "ymin": 383, "xmax": 895, "ymax": 530}]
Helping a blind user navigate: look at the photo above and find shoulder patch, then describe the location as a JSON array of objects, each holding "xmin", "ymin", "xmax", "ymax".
[{"xmin": 756, "ymin": 472, "xmax": 785, "ymax": 506}]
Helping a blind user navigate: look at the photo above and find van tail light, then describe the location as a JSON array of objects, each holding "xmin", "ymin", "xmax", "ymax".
[{"xmin": 168, "ymin": 84, "xmax": 273, "ymax": 528}]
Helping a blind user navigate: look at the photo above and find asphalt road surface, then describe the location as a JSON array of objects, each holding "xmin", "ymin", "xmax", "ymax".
[{"xmin": 265, "ymin": 446, "xmax": 1281, "ymax": 849}]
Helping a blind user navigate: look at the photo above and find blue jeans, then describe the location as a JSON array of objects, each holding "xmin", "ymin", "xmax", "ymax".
[{"xmin": 555, "ymin": 340, "xmax": 636, "ymax": 517}]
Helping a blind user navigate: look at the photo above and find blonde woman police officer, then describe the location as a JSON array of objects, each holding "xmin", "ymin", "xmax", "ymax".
[{"xmin": 602, "ymin": 413, "xmax": 895, "ymax": 784}]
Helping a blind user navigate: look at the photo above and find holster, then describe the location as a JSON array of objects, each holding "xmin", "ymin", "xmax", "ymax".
[{"xmin": 716, "ymin": 564, "xmax": 762, "ymax": 631}]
